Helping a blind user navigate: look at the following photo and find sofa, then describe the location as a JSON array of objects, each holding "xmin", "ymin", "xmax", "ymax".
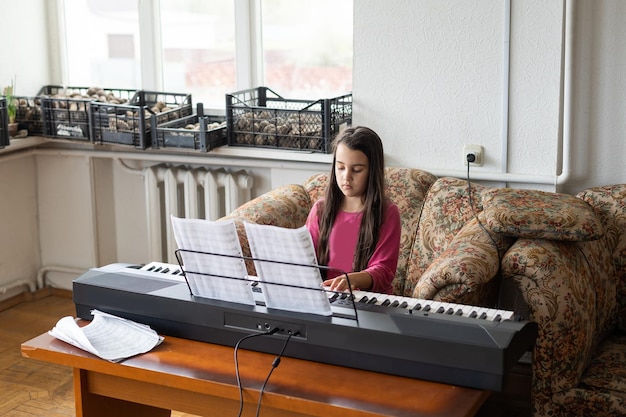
[
  {"xmin": 496, "ymin": 184, "xmax": 626, "ymax": 417},
  {"xmin": 222, "ymin": 167, "xmax": 512, "ymax": 307},
  {"xmin": 221, "ymin": 167, "xmax": 626, "ymax": 417}
]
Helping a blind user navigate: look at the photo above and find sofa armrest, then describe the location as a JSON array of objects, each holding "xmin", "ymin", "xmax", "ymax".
[
  {"xmin": 413, "ymin": 214, "xmax": 515, "ymax": 306},
  {"xmin": 500, "ymin": 237, "xmax": 614, "ymax": 414}
]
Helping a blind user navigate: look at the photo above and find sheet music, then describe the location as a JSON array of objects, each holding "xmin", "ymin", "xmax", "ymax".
[
  {"xmin": 49, "ymin": 310, "xmax": 164, "ymax": 362},
  {"xmin": 171, "ymin": 216, "xmax": 255, "ymax": 305},
  {"xmin": 244, "ymin": 222, "xmax": 332, "ymax": 316}
]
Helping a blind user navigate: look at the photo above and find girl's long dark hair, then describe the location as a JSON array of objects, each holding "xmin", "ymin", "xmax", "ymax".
[{"xmin": 316, "ymin": 126, "xmax": 386, "ymax": 273}]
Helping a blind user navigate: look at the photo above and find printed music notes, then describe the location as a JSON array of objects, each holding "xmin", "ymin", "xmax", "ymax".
[{"xmin": 171, "ymin": 216, "xmax": 332, "ymax": 315}]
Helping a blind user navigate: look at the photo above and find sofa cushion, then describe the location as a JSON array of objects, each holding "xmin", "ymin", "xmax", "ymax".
[
  {"xmin": 303, "ymin": 173, "xmax": 329, "ymax": 203},
  {"xmin": 413, "ymin": 213, "xmax": 514, "ymax": 305},
  {"xmin": 404, "ymin": 177, "xmax": 490, "ymax": 298},
  {"xmin": 482, "ymin": 188, "xmax": 604, "ymax": 241},
  {"xmin": 579, "ymin": 332, "xmax": 626, "ymax": 402}
]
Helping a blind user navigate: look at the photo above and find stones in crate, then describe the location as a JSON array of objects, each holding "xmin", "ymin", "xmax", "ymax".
[
  {"xmin": 234, "ymin": 110, "xmax": 323, "ymax": 149},
  {"xmin": 150, "ymin": 101, "xmax": 172, "ymax": 114},
  {"xmin": 46, "ymin": 87, "xmax": 130, "ymax": 110},
  {"xmin": 17, "ymin": 98, "xmax": 42, "ymax": 121},
  {"xmin": 182, "ymin": 121, "xmax": 226, "ymax": 131},
  {"xmin": 108, "ymin": 116, "xmax": 136, "ymax": 132}
]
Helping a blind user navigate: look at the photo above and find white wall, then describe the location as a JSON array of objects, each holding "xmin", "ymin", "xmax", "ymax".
[
  {"xmin": 0, "ymin": 153, "xmax": 39, "ymax": 297},
  {"xmin": 354, "ymin": 0, "xmax": 565, "ymax": 191},
  {"xmin": 351, "ymin": 0, "xmax": 626, "ymax": 194},
  {"xmin": 566, "ymin": 0, "xmax": 626, "ymax": 192}
]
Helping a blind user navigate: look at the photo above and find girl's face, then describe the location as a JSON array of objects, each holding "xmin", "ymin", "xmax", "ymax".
[{"xmin": 334, "ymin": 143, "xmax": 370, "ymax": 201}]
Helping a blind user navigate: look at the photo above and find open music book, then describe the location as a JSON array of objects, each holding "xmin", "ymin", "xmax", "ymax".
[
  {"xmin": 170, "ymin": 216, "xmax": 255, "ymax": 305},
  {"xmin": 49, "ymin": 309, "xmax": 164, "ymax": 362},
  {"xmin": 171, "ymin": 216, "xmax": 332, "ymax": 315},
  {"xmin": 244, "ymin": 222, "xmax": 332, "ymax": 315}
]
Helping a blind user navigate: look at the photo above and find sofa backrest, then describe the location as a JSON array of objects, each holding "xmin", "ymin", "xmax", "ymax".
[{"xmin": 303, "ymin": 167, "xmax": 438, "ymax": 295}]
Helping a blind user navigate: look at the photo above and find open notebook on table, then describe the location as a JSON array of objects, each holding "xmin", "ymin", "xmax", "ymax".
[{"xmin": 171, "ymin": 216, "xmax": 332, "ymax": 316}]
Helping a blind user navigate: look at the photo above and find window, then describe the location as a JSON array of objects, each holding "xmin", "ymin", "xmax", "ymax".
[
  {"xmin": 261, "ymin": 0, "xmax": 353, "ymax": 99},
  {"xmin": 159, "ymin": 0, "xmax": 236, "ymax": 109},
  {"xmin": 61, "ymin": 0, "xmax": 352, "ymax": 109},
  {"xmin": 64, "ymin": 0, "xmax": 141, "ymax": 89}
]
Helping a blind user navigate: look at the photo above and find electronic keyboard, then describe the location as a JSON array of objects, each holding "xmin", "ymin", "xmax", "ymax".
[{"xmin": 72, "ymin": 262, "xmax": 538, "ymax": 391}]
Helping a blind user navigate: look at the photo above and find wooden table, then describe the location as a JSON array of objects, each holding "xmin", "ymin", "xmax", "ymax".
[{"xmin": 21, "ymin": 329, "xmax": 489, "ymax": 417}]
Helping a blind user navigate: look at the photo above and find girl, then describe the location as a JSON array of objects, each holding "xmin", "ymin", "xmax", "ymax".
[{"xmin": 306, "ymin": 126, "xmax": 401, "ymax": 294}]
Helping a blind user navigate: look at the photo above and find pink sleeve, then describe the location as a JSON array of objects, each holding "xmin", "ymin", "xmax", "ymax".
[{"xmin": 365, "ymin": 202, "xmax": 401, "ymax": 294}]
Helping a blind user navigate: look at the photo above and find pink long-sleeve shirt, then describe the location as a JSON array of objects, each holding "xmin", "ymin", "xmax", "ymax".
[{"xmin": 306, "ymin": 200, "xmax": 401, "ymax": 294}]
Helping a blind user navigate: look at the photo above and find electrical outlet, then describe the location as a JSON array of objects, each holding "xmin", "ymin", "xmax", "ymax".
[{"xmin": 463, "ymin": 145, "xmax": 484, "ymax": 167}]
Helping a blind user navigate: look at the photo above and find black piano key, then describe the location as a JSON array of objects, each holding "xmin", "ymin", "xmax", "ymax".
[
  {"xmin": 455, "ymin": 309, "xmax": 464, "ymax": 316},
  {"xmin": 479, "ymin": 312, "xmax": 488, "ymax": 320},
  {"xmin": 381, "ymin": 299, "xmax": 391, "ymax": 306},
  {"xmin": 436, "ymin": 306, "xmax": 445, "ymax": 314},
  {"xmin": 469, "ymin": 311, "xmax": 478, "ymax": 318},
  {"xmin": 161, "ymin": 268, "xmax": 170, "ymax": 273},
  {"xmin": 390, "ymin": 300, "xmax": 400, "ymax": 307},
  {"xmin": 446, "ymin": 308, "xmax": 455, "ymax": 315},
  {"xmin": 367, "ymin": 297, "xmax": 378, "ymax": 304},
  {"xmin": 399, "ymin": 301, "xmax": 408, "ymax": 308}
]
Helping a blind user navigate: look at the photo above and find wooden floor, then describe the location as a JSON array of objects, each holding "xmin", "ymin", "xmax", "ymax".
[
  {"xmin": 0, "ymin": 290, "xmax": 198, "ymax": 417},
  {"xmin": 1, "ymin": 290, "xmax": 529, "ymax": 417}
]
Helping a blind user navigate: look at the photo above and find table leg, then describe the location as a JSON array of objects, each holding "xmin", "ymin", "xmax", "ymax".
[{"xmin": 73, "ymin": 368, "xmax": 171, "ymax": 417}]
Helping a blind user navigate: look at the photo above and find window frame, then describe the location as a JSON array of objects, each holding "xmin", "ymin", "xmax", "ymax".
[{"xmin": 53, "ymin": 0, "xmax": 263, "ymax": 95}]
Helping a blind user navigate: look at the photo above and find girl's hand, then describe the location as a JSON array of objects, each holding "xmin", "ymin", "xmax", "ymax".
[{"xmin": 326, "ymin": 276, "xmax": 356, "ymax": 292}]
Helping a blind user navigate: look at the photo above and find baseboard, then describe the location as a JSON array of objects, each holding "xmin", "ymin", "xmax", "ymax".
[{"xmin": 0, "ymin": 287, "xmax": 72, "ymax": 312}]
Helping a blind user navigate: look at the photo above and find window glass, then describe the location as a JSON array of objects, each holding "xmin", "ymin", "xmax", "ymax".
[
  {"xmin": 159, "ymin": 0, "xmax": 236, "ymax": 109},
  {"xmin": 261, "ymin": 0, "xmax": 353, "ymax": 100},
  {"xmin": 64, "ymin": 0, "xmax": 141, "ymax": 89}
]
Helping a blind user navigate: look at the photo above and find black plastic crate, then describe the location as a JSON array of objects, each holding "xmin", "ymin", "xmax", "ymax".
[
  {"xmin": 226, "ymin": 87, "xmax": 352, "ymax": 153},
  {"xmin": 14, "ymin": 95, "xmax": 44, "ymax": 136},
  {"xmin": 90, "ymin": 90, "xmax": 192, "ymax": 149},
  {"xmin": 0, "ymin": 98, "xmax": 9, "ymax": 148},
  {"xmin": 39, "ymin": 85, "xmax": 136, "ymax": 141},
  {"xmin": 153, "ymin": 104, "xmax": 226, "ymax": 152}
]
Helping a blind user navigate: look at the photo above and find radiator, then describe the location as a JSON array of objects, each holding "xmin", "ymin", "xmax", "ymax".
[{"xmin": 145, "ymin": 165, "xmax": 254, "ymax": 263}]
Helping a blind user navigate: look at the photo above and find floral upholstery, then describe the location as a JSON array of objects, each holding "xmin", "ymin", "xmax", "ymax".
[
  {"xmin": 482, "ymin": 188, "xmax": 604, "ymax": 241},
  {"xmin": 403, "ymin": 177, "xmax": 512, "ymax": 305},
  {"xmin": 499, "ymin": 183, "xmax": 626, "ymax": 417},
  {"xmin": 577, "ymin": 184, "xmax": 626, "ymax": 332},
  {"xmin": 414, "ymin": 212, "xmax": 515, "ymax": 304}
]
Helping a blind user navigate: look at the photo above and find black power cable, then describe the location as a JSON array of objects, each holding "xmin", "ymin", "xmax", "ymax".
[
  {"xmin": 465, "ymin": 155, "xmax": 503, "ymax": 259},
  {"xmin": 233, "ymin": 328, "xmax": 296, "ymax": 417},
  {"xmin": 254, "ymin": 332, "xmax": 295, "ymax": 417},
  {"xmin": 234, "ymin": 328, "xmax": 278, "ymax": 417}
]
